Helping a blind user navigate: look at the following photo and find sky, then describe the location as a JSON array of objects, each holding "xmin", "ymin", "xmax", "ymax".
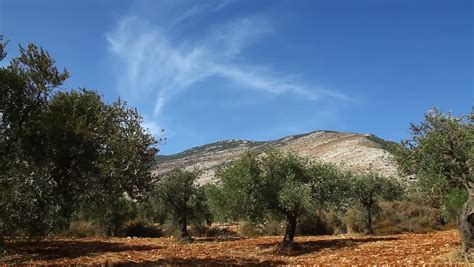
[{"xmin": 1, "ymin": 0, "xmax": 472, "ymax": 155}]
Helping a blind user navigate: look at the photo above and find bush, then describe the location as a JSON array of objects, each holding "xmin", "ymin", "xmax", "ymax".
[
  {"xmin": 239, "ymin": 222, "xmax": 262, "ymax": 237},
  {"xmin": 374, "ymin": 201, "xmax": 444, "ymax": 234},
  {"xmin": 323, "ymin": 210, "xmax": 347, "ymax": 234},
  {"xmin": 157, "ymin": 223, "xmax": 176, "ymax": 237},
  {"xmin": 189, "ymin": 224, "xmax": 208, "ymax": 237},
  {"xmin": 261, "ymin": 221, "xmax": 285, "ymax": 236},
  {"xmin": 343, "ymin": 207, "xmax": 367, "ymax": 234},
  {"xmin": 62, "ymin": 221, "xmax": 102, "ymax": 238},
  {"xmin": 188, "ymin": 225, "xmax": 239, "ymax": 238},
  {"xmin": 124, "ymin": 221, "xmax": 162, "ymax": 238},
  {"xmin": 297, "ymin": 214, "xmax": 333, "ymax": 236},
  {"xmin": 209, "ymin": 226, "xmax": 238, "ymax": 238}
]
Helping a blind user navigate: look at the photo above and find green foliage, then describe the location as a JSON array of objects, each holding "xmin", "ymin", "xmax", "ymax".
[
  {"xmin": 211, "ymin": 149, "xmax": 344, "ymax": 246},
  {"xmin": 0, "ymin": 43, "xmax": 71, "ymax": 236},
  {"xmin": 211, "ymin": 151, "xmax": 265, "ymax": 222},
  {"xmin": 393, "ymin": 108, "xmax": 473, "ymax": 237},
  {"xmin": 0, "ymin": 35, "xmax": 7, "ymax": 60},
  {"xmin": 260, "ymin": 150, "xmax": 317, "ymax": 217},
  {"xmin": 442, "ymin": 188, "xmax": 468, "ymax": 221},
  {"xmin": 97, "ymin": 197, "xmax": 138, "ymax": 236},
  {"xmin": 350, "ymin": 173, "xmax": 403, "ymax": 204},
  {"xmin": 0, "ymin": 163, "xmax": 62, "ymax": 236},
  {"xmin": 157, "ymin": 140, "xmax": 262, "ymax": 163},
  {"xmin": 343, "ymin": 205, "xmax": 368, "ymax": 233},
  {"xmin": 214, "ymin": 150, "xmax": 340, "ymax": 222},
  {"xmin": 395, "ymin": 108, "xmax": 473, "ymax": 196},
  {"xmin": 348, "ymin": 173, "xmax": 404, "ymax": 234},
  {"xmin": 366, "ymin": 134, "xmax": 402, "ymax": 154},
  {"xmin": 307, "ymin": 160, "xmax": 350, "ymax": 210},
  {"xmin": 151, "ymin": 168, "xmax": 208, "ymax": 240},
  {"xmin": 0, "ymin": 43, "xmax": 158, "ymax": 238},
  {"xmin": 135, "ymin": 201, "xmax": 167, "ymax": 225}
]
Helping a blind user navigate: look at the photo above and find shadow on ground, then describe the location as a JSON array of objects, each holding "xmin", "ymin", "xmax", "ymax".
[
  {"xmin": 194, "ymin": 236, "xmax": 244, "ymax": 243},
  {"xmin": 1, "ymin": 236, "xmax": 401, "ymax": 265},
  {"xmin": 257, "ymin": 236, "xmax": 400, "ymax": 256},
  {"xmin": 3, "ymin": 239, "xmax": 161, "ymax": 263},
  {"xmin": 110, "ymin": 257, "xmax": 285, "ymax": 266}
]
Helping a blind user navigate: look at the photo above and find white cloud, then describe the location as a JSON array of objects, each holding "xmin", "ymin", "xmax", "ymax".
[
  {"xmin": 106, "ymin": 5, "xmax": 348, "ymax": 120},
  {"xmin": 173, "ymin": 0, "xmax": 235, "ymax": 25}
]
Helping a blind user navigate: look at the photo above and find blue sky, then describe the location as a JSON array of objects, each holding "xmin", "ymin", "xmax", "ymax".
[{"xmin": 1, "ymin": 0, "xmax": 472, "ymax": 155}]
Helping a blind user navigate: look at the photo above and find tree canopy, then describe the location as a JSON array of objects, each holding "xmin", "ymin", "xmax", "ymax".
[
  {"xmin": 152, "ymin": 168, "xmax": 208, "ymax": 241},
  {"xmin": 348, "ymin": 172, "xmax": 403, "ymax": 234},
  {"xmin": 395, "ymin": 108, "xmax": 473, "ymax": 253},
  {"xmin": 0, "ymin": 43, "xmax": 158, "ymax": 237},
  {"xmin": 210, "ymin": 149, "xmax": 344, "ymax": 247},
  {"xmin": 396, "ymin": 108, "xmax": 473, "ymax": 192}
]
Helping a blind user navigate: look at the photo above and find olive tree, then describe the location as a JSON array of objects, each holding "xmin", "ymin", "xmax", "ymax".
[
  {"xmin": 395, "ymin": 108, "xmax": 473, "ymax": 253},
  {"xmin": 0, "ymin": 43, "xmax": 70, "ymax": 238},
  {"xmin": 0, "ymin": 43, "xmax": 158, "ymax": 239},
  {"xmin": 212, "ymin": 149, "xmax": 343, "ymax": 248},
  {"xmin": 152, "ymin": 168, "xmax": 207, "ymax": 241},
  {"xmin": 349, "ymin": 173, "xmax": 403, "ymax": 234}
]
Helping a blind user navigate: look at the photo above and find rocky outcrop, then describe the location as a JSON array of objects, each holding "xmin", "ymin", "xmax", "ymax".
[{"xmin": 154, "ymin": 130, "xmax": 399, "ymax": 184}]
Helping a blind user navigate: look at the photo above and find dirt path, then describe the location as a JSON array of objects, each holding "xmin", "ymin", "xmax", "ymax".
[{"xmin": 2, "ymin": 230, "xmax": 467, "ymax": 265}]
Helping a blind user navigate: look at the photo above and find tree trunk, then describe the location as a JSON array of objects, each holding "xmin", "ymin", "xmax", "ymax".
[
  {"xmin": 0, "ymin": 223, "xmax": 4, "ymax": 251},
  {"xmin": 366, "ymin": 205, "xmax": 374, "ymax": 235},
  {"xmin": 281, "ymin": 213, "xmax": 297, "ymax": 248},
  {"xmin": 458, "ymin": 188, "xmax": 474, "ymax": 256},
  {"xmin": 177, "ymin": 217, "xmax": 191, "ymax": 241},
  {"xmin": 106, "ymin": 227, "xmax": 114, "ymax": 237}
]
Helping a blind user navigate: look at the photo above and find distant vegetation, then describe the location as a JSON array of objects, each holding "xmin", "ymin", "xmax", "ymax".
[
  {"xmin": 366, "ymin": 134, "xmax": 401, "ymax": 154},
  {"xmin": 0, "ymin": 39, "xmax": 472, "ymax": 257},
  {"xmin": 156, "ymin": 140, "xmax": 263, "ymax": 162}
]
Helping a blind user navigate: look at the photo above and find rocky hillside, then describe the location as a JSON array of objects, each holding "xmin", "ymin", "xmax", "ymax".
[{"xmin": 154, "ymin": 130, "xmax": 400, "ymax": 184}]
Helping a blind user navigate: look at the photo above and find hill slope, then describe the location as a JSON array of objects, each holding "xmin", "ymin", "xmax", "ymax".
[{"xmin": 154, "ymin": 130, "xmax": 400, "ymax": 184}]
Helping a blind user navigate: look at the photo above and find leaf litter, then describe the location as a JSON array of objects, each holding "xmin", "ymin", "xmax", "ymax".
[{"xmin": 1, "ymin": 230, "xmax": 468, "ymax": 266}]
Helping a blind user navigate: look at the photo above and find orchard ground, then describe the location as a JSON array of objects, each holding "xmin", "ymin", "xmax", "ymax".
[{"xmin": 2, "ymin": 230, "xmax": 468, "ymax": 265}]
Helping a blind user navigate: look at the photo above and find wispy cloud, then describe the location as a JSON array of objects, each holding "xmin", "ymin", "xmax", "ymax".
[{"xmin": 106, "ymin": 2, "xmax": 348, "ymax": 122}]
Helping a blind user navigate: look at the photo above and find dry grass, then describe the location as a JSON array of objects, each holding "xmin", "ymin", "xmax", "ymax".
[{"xmin": 1, "ymin": 230, "xmax": 468, "ymax": 266}]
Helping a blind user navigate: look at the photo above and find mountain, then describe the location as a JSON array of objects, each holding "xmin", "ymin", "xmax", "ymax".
[{"xmin": 154, "ymin": 130, "xmax": 400, "ymax": 184}]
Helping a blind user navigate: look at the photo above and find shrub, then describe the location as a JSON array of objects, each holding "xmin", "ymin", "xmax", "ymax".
[
  {"xmin": 62, "ymin": 221, "xmax": 102, "ymax": 238},
  {"xmin": 374, "ymin": 201, "xmax": 444, "ymax": 234},
  {"xmin": 204, "ymin": 226, "xmax": 221, "ymax": 237},
  {"xmin": 188, "ymin": 225, "xmax": 239, "ymax": 238},
  {"xmin": 343, "ymin": 207, "xmax": 367, "ymax": 234},
  {"xmin": 297, "ymin": 214, "xmax": 333, "ymax": 236},
  {"xmin": 189, "ymin": 224, "xmax": 208, "ymax": 237},
  {"xmin": 324, "ymin": 210, "xmax": 347, "ymax": 234},
  {"xmin": 158, "ymin": 223, "xmax": 178, "ymax": 237},
  {"xmin": 261, "ymin": 221, "xmax": 285, "ymax": 236},
  {"xmin": 239, "ymin": 222, "xmax": 262, "ymax": 237},
  {"xmin": 124, "ymin": 221, "xmax": 162, "ymax": 238}
]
